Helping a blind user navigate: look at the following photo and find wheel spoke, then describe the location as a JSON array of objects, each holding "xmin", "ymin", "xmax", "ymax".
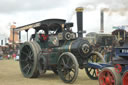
[
  {"xmin": 62, "ymin": 58, "xmax": 66, "ymax": 66},
  {"xmin": 92, "ymin": 69, "xmax": 96, "ymax": 77},
  {"xmin": 26, "ymin": 65, "xmax": 31, "ymax": 74},
  {"xmin": 102, "ymin": 75, "xmax": 106, "ymax": 79},
  {"xmin": 25, "ymin": 57, "xmax": 29, "ymax": 61},
  {"xmin": 70, "ymin": 64, "xmax": 75, "ymax": 70},
  {"xmin": 88, "ymin": 68, "xmax": 92, "ymax": 73},
  {"xmin": 66, "ymin": 57, "xmax": 71, "ymax": 65},
  {"xmin": 107, "ymin": 72, "xmax": 111, "ymax": 78},
  {"xmin": 68, "ymin": 72, "xmax": 73, "ymax": 80},
  {"xmin": 66, "ymin": 72, "xmax": 70, "ymax": 80},
  {"xmin": 30, "ymin": 51, "xmax": 34, "ymax": 57},
  {"xmin": 28, "ymin": 51, "xmax": 34, "ymax": 60},
  {"xmin": 29, "ymin": 51, "xmax": 32, "ymax": 57},
  {"xmin": 94, "ymin": 69, "xmax": 96, "ymax": 76},
  {"xmin": 25, "ymin": 46, "xmax": 30, "ymax": 52},
  {"xmin": 70, "ymin": 70, "xmax": 74, "ymax": 76},
  {"xmin": 23, "ymin": 64, "xmax": 29, "ymax": 71},
  {"xmin": 68, "ymin": 73, "xmax": 71, "ymax": 80},
  {"xmin": 71, "ymin": 69, "xmax": 75, "ymax": 73},
  {"xmin": 21, "ymin": 51, "xmax": 28, "ymax": 56}
]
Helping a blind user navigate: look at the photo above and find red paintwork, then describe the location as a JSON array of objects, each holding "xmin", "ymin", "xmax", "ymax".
[
  {"xmin": 123, "ymin": 71, "xmax": 128, "ymax": 85},
  {"xmin": 96, "ymin": 69, "xmax": 99, "ymax": 77},
  {"xmin": 114, "ymin": 64, "xmax": 122, "ymax": 73},
  {"xmin": 99, "ymin": 70, "xmax": 115, "ymax": 85},
  {"xmin": 41, "ymin": 34, "xmax": 48, "ymax": 41}
]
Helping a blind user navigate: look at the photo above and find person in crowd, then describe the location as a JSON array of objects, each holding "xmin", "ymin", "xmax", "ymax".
[
  {"xmin": 103, "ymin": 47, "xmax": 107, "ymax": 61},
  {"xmin": 105, "ymin": 46, "xmax": 113, "ymax": 62},
  {"xmin": 0, "ymin": 49, "xmax": 3, "ymax": 59},
  {"xmin": 119, "ymin": 38, "xmax": 124, "ymax": 46},
  {"xmin": 8, "ymin": 54, "xmax": 11, "ymax": 59}
]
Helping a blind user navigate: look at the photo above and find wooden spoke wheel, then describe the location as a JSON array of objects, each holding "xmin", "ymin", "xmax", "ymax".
[
  {"xmin": 85, "ymin": 52, "xmax": 106, "ymax": 80},
  {"xmin": 57, "ymin": 52, "xmax": 79, "ymax": 83},
  {"xmin": 122, "ymin": 71, "xmax": 128, "ymax": 85},
  {"xmin": 19, "ymin": 42, "xmax": 40, "ymax": 78},
  {"xmin": 99, "ymin": 67, "xmax": 121, "ymax": 85}
]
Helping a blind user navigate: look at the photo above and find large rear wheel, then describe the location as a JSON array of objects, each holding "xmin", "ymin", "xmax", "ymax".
[
  {"xmin": 32, "ymin": 41, "xmax": 47, "ymax": 74},
  {"xmin": 57, "ymin": 52, "xmax": 79, "ymax": 83},
  {"xmin": 19, "ymin": 42, "xmax": 40, "ymax": 78}
]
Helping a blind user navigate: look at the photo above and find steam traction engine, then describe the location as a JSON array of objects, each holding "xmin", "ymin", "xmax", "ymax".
[
  {"xmin": 98, "ymin": 36, "xmax": 128, "ymax": 85},
  {"xmin": 16, "ymin": 7, "xmax": 105, "ymax": 83}
]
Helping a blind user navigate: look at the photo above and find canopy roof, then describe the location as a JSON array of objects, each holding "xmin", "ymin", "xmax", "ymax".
[
  {"xmin": 112, "ymin": 29, "xmax": 126, "ymax": 35},
  {"xmin": 15, "ymin": 19, "xmax": 66, "ymax": 32}
]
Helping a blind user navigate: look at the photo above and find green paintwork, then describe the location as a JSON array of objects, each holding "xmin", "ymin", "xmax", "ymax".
[
  {"xmin": 33, "ymin": 31, "xmax": 76, "ymax": 65},
  {"xmin": 48, "ymin": 40, "xmax": 73, "ymax": 65},
  {"xmin": 36, "ymin": 33, "xmax": 74, "ymax": 65},
  {"xmin": 48, "ymin": 41, "xmax": 71, "ymax": 65},
  {"xmin": 51, "ymin": 41, "xmax": 73, "ymax": 65}
]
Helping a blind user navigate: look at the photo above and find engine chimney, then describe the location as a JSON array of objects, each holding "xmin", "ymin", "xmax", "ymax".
[
  {"xmin": 75, "ymin": 7, "xmax": 84, "ymax": 38},
  {"xmin": 100, "ymin": 10, "xmax": 104, "ymax": 33}
]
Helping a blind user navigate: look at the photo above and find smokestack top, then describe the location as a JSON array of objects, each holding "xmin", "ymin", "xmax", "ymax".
[{"xmin": 75, "ymin": 7, "xmax": 84, "ymax": 12}]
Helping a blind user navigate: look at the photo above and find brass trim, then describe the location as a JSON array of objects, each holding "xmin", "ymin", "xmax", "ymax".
[
  {"xmin": 61, "ymin": 41, "xmax": 67, "ymax": 52},
  {"xmin": 69, "ymin": 41, "xmax": 74, "ymax": 52},
  {"xmin": 63, "ymin": 41, "xmax": 67, "ymax": 46},
  {"xmin": 61, "ymin": 24, "xmax": 65, "ymax": 31},
  {"xmin": 75, "ymin": 7, "xmax": 84, "ymax": 12}
]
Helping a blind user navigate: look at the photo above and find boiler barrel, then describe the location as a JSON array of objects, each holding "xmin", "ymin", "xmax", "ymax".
[{"xmin": 54, "ymin": 38, "xmax": 91, "ymax": 58}]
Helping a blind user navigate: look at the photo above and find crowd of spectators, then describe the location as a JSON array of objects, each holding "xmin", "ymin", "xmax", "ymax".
[{"xmin": 0, "ymin": 47, "xmax": 19, "ymax": 61}]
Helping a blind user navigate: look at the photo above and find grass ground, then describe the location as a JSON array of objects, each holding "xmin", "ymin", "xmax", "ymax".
[{"xmin": 0, "ymin": 60, "xmax": 99, "ymax": 85}]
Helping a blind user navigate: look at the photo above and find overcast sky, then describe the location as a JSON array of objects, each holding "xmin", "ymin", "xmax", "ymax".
[{"xmin": 0, "ymin": 0, "xmax": 128, "ymax": 42}]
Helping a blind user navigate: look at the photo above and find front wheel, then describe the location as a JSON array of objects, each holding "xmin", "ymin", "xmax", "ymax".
[
  {"xmin": 57, "ymin": 52, "xmax": 79, "ymax": 83},
  {"xmin": 85, "ymin": 52, "xmax": 106, "ymax": 80},
  {"xmin": 99, "ymin": 67, "xmax": 121, "ymax": 85}
]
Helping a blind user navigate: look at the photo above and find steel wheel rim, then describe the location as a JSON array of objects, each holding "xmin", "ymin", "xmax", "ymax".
[
  {"xmin": 86, "ymin": 67, "xmax": 97, "ymax": 78},
  {"xmin": 99, "ymin": 70, "xmax": 115, "ymax": 85},
  {"xmin": 88, "ymin": 54, "xmax": 101, "ymax": 63},
  {"xmin": 20, "ymin": 45, "xmax": 34, "ymax": 76},
  {"xmin": 123, "ymin": 71, "xmax": 128, "ymax": 85},
  {"xmin": 86, "ymin": 53, "xmax": 101, "ymax": 79},
  {"xmin": 58, "ymin": 55, "xmax": 76, "ymax": 82}
]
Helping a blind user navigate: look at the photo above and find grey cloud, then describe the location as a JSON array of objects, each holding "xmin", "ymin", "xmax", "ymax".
[
  {"xmin": 0, "ymin": 0, "xmax": 68, "ymax": 13},
  {"xmin": 79, "ymin": 0, "xmax": 128, "ymax": 9},
  {"xmin": 1, "ymin": 0, "xmax": 128, "ymax": 14}
]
